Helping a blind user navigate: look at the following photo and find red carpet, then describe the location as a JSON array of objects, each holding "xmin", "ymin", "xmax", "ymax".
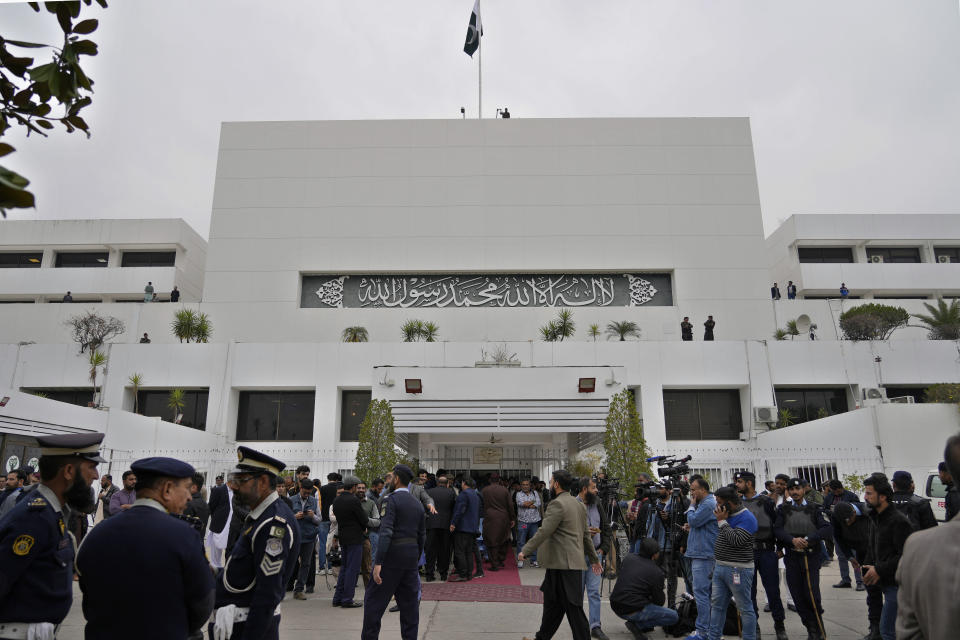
[
  {"xmin": 421, "ymin": 547, "xmax": 535, "ymax": 602},
  {"xmin": 421, "ymin": 583, "xmax": 543, "ymax": 604}
]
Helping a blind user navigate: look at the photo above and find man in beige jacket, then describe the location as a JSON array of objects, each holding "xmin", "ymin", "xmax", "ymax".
[
  {"xmin": 519, "ymin": 470, "xmax": 602, "ymax": 640},
  {"xmin": 896, "ymin": 434, "xmax": 960, "ymax": 639}
]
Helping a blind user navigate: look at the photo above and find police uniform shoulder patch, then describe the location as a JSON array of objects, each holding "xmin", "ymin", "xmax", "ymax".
[
  {"xmin": 12, "ymin": 534, "xmax": 35, "ymax": 556},
  {"xmin": 265, "ymin": 537, "xmax": 283, "ymax": 557},
  {"xmin": 27, "ymin": 497, "xmax": 47, "ymax": 510},
  {"xmin": 269, "ymin": 525, "xmax": 285, "ymax": 538}
]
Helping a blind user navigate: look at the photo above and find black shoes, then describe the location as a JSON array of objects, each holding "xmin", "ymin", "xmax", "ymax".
[
  {"xmin": 774, "ymin": 623, "xmax": 788, "ymax": 640},
  {"xmin": 590, "ymin": 627, "xmax": 610, "ymax": 640},
  {"xmin": 833, "ymin": 580, "xmax": 852, "ymax": 588},
  {"xmin": 474, "ymin": 571, "xmax": 485, "ymax": 579},
  {"xmin": 341, "ymin": 601, "xmax": 362, "ymax": 609},
  {"xmin": 624, "ymin": 621, "xmax": 647, "ymax": 640},
  {"xmin": 389, "ymin": 604, "xmax": 400, "ymax": 612},
  {"xmin": 860, "ymin": 624, "xmax": 881, "ymax": 640}
]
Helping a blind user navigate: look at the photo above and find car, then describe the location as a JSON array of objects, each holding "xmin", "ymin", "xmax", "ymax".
[{"xmin": 924, "ymin": 469, "xmax": 949, "ymax": 522}]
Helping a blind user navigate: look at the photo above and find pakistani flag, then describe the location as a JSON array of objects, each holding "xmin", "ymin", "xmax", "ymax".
[{"xmin": 463, "ymin": 0, "xmax": 483, "ymax": 57}]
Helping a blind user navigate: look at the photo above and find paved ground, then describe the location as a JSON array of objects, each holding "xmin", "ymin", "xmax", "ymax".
[{"xmin": 57, "ymin": 562, "xmax": 871, "ymax": 639}]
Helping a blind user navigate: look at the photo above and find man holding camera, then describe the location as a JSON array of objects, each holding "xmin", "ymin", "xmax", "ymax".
[{"xmin": 735, "ymin": 471, "xmax": 787, "ymax": 640}]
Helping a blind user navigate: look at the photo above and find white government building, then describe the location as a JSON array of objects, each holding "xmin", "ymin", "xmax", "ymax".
[{"xmin": 1, "ymin": 117, "xmax": 958, "ymax": 498}]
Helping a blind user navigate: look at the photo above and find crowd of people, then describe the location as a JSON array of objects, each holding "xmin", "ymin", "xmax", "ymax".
[{"xmin": 1, "ymin": 433, "xmax": 959, "ymax": 640}]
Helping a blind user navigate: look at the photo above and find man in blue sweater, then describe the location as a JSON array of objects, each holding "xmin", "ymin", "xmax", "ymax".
[
  {"xmin": 709, "ymin": 486, "xmax": 758, "ymax": 640},
  {"xmin": 682, "ymin": 475, "xmax": 718, "ymax": 640}
]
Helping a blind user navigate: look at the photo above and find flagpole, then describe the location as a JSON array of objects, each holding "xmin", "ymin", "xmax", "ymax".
[{"xmin": 477, "ymin": 0, "xmax": 482, "ymax": 119}]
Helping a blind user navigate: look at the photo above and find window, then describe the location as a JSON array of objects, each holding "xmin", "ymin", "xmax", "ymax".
[
  {"xmin": 883, "ymin": 387, "xmax": 927, "ymax": 403},
  {"xmin": 136, "ymin": 389, "xmax": 208, "ymax": 430},
  {"xmin": 121, "ymin": 251, "xmax": 176, "ymax": 267},
  {"xmin": 0, "ymin": 252, "xmax": 42, "ymax": 268},
  {"xmin": 55, "ymin": 252, "xmax": 108, "ymax": 268},
  {"xmin": 797, "ymin": 247, "xmax": 854, "ymax": 263},
  {"xmin": 927, "ymin": 474, "xmax": 948, "ymax": 499},
  {"xmin": 934, "ymin": 247, "xmax": 960, "ymax": 263},
  {"xmin": 663, "ymin": 390, "xmax": 742, "ymax": 440},
  {"xmin": 792, "ymin": 464, "xmax": 838, "ymax": 489},
  {"xmin": 237, "ymin": 391, "xmax": 314, "ymax": 441},
  {"xmin": 866, "ymin": 247, "xmax": 921, "ymax": 263},
  {"xmin": 20, "ymin": 388, "xmax": 92, "ymax": 407},
  {"xmin": 774, "ymin": 387, "xmax": 848, "ymax": 425},
  {"xmin": 340, "ymin": 390, "xmax": 371, "ymax": 442}
]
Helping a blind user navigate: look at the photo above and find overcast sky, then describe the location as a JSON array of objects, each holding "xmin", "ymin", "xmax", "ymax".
[{"xmin": 2, "ymin": 0, "xmax": 959, "ymax": 238}]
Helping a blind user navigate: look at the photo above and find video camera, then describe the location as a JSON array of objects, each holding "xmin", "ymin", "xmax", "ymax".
[
  {"xmin": 595, "ymin": 475, "xmax": 621, "ymax": 500},
  {"xmin": 634, "ymin": 454, "xmax": 693, "ymax": 500}
]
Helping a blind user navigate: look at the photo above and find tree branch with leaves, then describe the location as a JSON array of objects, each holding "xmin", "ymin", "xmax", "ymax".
[{"xmin": 1, "ymin": 0, "xmax": 108, "ymax": 216}]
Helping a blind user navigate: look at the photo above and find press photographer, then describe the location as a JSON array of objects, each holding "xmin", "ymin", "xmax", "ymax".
[{"xmin": 610, "ymin": 538, "xmax": 679, "ymax": 640}]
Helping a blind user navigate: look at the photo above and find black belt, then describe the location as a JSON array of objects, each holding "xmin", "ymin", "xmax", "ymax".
[
  {"xmin": 393, "ymin": 537, "xmax": 417, "ymax": 545},
  {"xmin": 754, "ymin": 541, "xmax": 776, "ymax": 551}
]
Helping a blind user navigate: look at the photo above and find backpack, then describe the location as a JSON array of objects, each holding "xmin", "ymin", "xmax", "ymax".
[{"xmin": 663, "ymin": 597, "xmax": 742, "ymax": 638}]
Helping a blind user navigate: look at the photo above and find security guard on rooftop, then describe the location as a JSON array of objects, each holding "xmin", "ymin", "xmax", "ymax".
[
  {"xmin": 774, "ymin": 477, "xmax": 832, "ymax": 640},
  {"xmin": 210, "ymin": 447, "xmax": 300, "ymax": 640},
  {"xmin": 0, "ymin": 432, "xmax": 105, "ymax": 640},
  {"xmin": 361, "ymin": 464, "xmax": 426, "ymax": 640},
  {"xmin": 76, "ymin": 456, "xmax": 215, "ymax": 639}
]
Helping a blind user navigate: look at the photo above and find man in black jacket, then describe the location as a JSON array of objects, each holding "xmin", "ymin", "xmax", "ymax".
[
  {"xmin": 833, "ymin": 501, "xmax": 883, "ymax": 640},
  {"xmin": 889, "ymin": 470, "xmax": 937, "ymax": 530},
  {"xmin": 183, "ymin": 472, "xmax": 210, "ymax": 538},
  {"xmin": 862, "ymin": 474, "xmax": 912, "ymax": 640},
  {"xmin": 822, "ymin": 479, "xmax": 864, "ymax": 590},
  {"xmin": 610, "ymin": 538, "xmax": 678, "ymax": 640},
  {"xmin": 332, "ymin": 475, "xmax": 369, "ymax": 607},
  {"xmin": 424, "ymin": 475, "xmax": 456, "ymax": 581},
  {"xmin": 319, "ymin": 472, "xmax": 343, "ymax": 575},
  {"xmin": 937, "ymin": 461, "xmax": 959, "ymax": 521},
  {"xmin": 205, "ymin": 479, "xmax": 232, "ymax": 568}
]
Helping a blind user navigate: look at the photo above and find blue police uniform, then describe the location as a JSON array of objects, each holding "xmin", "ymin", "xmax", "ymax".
[
  {"xmin": 76, "ymin": 457, "xmax": 215, "ymax": 640},
  {"xmin": 0, "ymin": 432, "xmax": 105, "ymax": 639},
  {"xmin": 211, "ymin": 446, "xmax": 300, "ymax": 640},
  {"xmin": 361, "ymin": 486, "xmax": 426, "ymax": 640},
  {"xmin": 0, "ymin": 485, "xmax": 74, "ymax": 630},
  {"xmin": 774, "ymin": 486, "xmax": 832, "ymax": 640}
]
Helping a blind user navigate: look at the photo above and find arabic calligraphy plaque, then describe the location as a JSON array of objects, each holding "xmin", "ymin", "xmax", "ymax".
[{"xmin": 300, "ymin": 273, "xmax": 672, "ymax": 308}]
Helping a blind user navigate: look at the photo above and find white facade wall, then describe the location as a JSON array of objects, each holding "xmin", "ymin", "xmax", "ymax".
[
  {"xmin": 766, "ymin": 213, "xmax": 960, "ymax": 298},
  {"xmin": 1, "ymin": 118, "xmax": 959, "ymax": 480},
  {"xmin": 0, "ymin": 218, "xmax": 206, "ymax": 302}
]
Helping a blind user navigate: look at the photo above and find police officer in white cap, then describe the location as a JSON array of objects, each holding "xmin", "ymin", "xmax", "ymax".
[{"xmin": 210, "ymin": 447, "xmax": 300, "ymax": 640}]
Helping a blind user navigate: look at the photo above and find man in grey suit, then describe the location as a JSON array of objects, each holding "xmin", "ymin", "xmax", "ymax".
[
  {"xmin": 519, "ymin": 470, "xmax": 602, "ymax": 640},
  {"xmin": 897, "ymin": 434, "xmax": 960, "ymax": 639}
]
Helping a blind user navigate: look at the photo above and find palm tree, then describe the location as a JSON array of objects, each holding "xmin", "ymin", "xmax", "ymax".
[
  {"xmin": 540, "ymin": 321, "xmax": 560, "ymax": 342},
  {"xmin": 88, "ymin": 350, "xmax": 107, "ymax": 406},
  {"xmin": 785, "ymin": 319, "xmax": 800, "ymax": 338},
  {"xmin": 341, "ymin": 326, "xmax": 369, "ymax": 342},
  {"xmin": 553, "ymin": 309, "xmax": 575, "ymax": 341},
  {"xmin": 588, "ymin": 323, "xmax": 601, "ymax": 342},
  {"xmin": 402, "ymin": 319, "xmax": 424, "ymax": 342},
  {"xmin": 129, "ymin": 373, "xmax": 144, "ymax": 414},
  {"xmin": 172, "ymin": 309, "xmax": 198, "ymax": 343},
  {"xmin": 422, "ymin": 321, "xmax": 440, "ymax": 342},
  {"xmin": 606, "ymin": 321, "xmax": 641, "ymax": 341},
  {"xmin": 773, "ymin": 328, "xmax": 789, "ymax": 341},
  {"xmin": 194, "ymin": 313, "xmax": 213, "ymax": 343},
  {"xmin": 912, "ymin": 298, "xmax": 960, "ymax": 340},
  {"xmin": 167, "ymin": 388, "xmax": 186, "ymax": 423}
]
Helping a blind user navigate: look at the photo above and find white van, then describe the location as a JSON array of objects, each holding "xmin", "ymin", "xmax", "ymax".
[{"xmin": 924, "ymin": 469, "xmax": 949, "ymax": 522}]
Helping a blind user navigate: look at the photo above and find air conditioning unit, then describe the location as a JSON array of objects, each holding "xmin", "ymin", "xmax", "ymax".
[
  {"xmin": 753, "ymin": 406, "xmax": 778, "ymax": 423},
  {"xmin": 938, "ymin": 255, "xmax": 952, "ymax": 264},
  {"xmin": 887, "ymin": 395, "xmax": 916, "ymax": 404},
  {"xmin": 862, "ymin": 387, "xmax": 887, "ymax": 401},
  {"xmin": 869, "ymin": 255, "xmax": 884, "ymax": 264}
]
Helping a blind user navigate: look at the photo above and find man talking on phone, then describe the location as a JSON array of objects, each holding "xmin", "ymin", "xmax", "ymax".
[{"xmin": 708, "ymin": 486, "xmax": 758, "ymax": 640}]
